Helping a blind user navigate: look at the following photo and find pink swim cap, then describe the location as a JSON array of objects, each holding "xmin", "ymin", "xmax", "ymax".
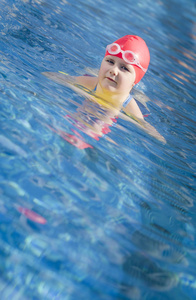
[{"xmin": 105, "ymin": 35, "xmax": 150, "ymax": 84}]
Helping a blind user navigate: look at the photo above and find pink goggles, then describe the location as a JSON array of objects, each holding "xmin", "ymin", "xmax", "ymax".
[{"xmin": 106, "ymin": 43, "xmax": 147, "ymax": 72}]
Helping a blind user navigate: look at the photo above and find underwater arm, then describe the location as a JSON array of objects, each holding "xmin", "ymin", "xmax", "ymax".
[
  {"xmin": 120, "ymin": 111, "xmax": 166, "ymax": 143},
  {"xmin": 142, "ymin": 120, "xmax": 166, "ymax": 143}
]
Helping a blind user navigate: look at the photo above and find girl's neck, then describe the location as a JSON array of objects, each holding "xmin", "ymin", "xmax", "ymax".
[{"xmin": 94, "ymin": 86, "xmax": 130, "ymax": 109}]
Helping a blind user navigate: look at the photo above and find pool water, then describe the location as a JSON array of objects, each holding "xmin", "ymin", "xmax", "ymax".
[{"xmin": 0, "ymin": 0, "xmax": 196, "ymax": 299}]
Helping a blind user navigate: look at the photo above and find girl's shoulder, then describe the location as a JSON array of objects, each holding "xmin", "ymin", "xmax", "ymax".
[{"xmin": 75, "ymin": 75, "xmax": 98, "ymax": 91}]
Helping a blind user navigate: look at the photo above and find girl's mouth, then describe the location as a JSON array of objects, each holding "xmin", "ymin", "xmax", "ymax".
[{"xmin": 106, "ymin": 77, "xmax": 116, "ymax": 83}]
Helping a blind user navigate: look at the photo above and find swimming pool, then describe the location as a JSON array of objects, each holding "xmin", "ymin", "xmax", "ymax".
[{"xmin": 0, "ymin": 0, "xmax": 195, "ymax": 299}]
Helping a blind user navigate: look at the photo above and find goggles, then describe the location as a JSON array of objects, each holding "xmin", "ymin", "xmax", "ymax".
[{"xmin": 106, "ymin": 43, "xmax": 147, "ymax": 72}]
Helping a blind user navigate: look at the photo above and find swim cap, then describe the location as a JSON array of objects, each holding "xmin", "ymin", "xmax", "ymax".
[{"xmin": 105, "ymin": 35, "xmax": 150, "ymax": 84}]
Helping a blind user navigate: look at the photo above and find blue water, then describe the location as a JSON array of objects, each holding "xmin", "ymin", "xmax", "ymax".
[{"xmin": 0, "ymin": 0, "xmax": 196, "ymax": 299}]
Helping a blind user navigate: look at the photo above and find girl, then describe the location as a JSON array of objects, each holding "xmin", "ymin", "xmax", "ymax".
[{"xmin": 43, "ymin": 35, "xmax": 165, "ymax": 142}]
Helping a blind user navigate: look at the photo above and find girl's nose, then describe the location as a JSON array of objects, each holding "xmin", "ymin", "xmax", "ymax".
[{"xmin": 110, "ymin": 66, "xmax": 118, "ymax": 76}]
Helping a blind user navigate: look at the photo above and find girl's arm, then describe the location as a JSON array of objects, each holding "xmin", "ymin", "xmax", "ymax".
[
  {"xmin": 123, "ymin": 98, "xmax": 144, "ymax": 120},
  {"xmin": 42, "ymin": 72, "xmax": 98, "ymax": 90}
]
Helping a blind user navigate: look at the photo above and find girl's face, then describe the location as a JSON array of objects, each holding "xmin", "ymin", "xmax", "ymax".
[{"xmin": 97, "ymin": 55, "xmax": 136, "ymax": 97}]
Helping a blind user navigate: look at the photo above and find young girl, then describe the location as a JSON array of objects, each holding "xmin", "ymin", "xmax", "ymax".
[{"xmin": 43, "ymin": 35, "xmax": 165, "ymax": 142}]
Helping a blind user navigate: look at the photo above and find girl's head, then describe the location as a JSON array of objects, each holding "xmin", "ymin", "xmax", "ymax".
[{"xmin": 105, "ymin": 35, "xmax": 150, "ymax": 84}]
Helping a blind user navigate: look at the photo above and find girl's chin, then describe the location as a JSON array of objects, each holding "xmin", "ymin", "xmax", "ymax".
[{"xmin": 102, "ymin": 82, "xmax": 117, "ymax": 92}]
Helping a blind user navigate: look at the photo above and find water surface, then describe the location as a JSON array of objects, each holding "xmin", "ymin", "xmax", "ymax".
[{"xmin": 0, "ymin": 0, "xmax": 195, "ymax": 299}]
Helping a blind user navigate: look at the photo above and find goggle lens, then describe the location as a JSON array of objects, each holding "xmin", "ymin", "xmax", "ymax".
[
  {"xmin": 123, "ymin": 51, "xmax": 135, "ymax": 63},
  {"xmin": 107, "ymin": 43, "xmax": 120, "ymax": 54},
  {"xmin": 110, "ymin": 44, "xmax": 118, "ymax": 52}
]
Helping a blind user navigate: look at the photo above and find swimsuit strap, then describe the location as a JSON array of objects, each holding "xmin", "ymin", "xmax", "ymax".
[
  {"xmin": 122, "ymin": 94, "xmax": 132, "ymax": 107},
  {"xmin": 93, "ymin": 85, "xmax": 97, "ymax": 92}
]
